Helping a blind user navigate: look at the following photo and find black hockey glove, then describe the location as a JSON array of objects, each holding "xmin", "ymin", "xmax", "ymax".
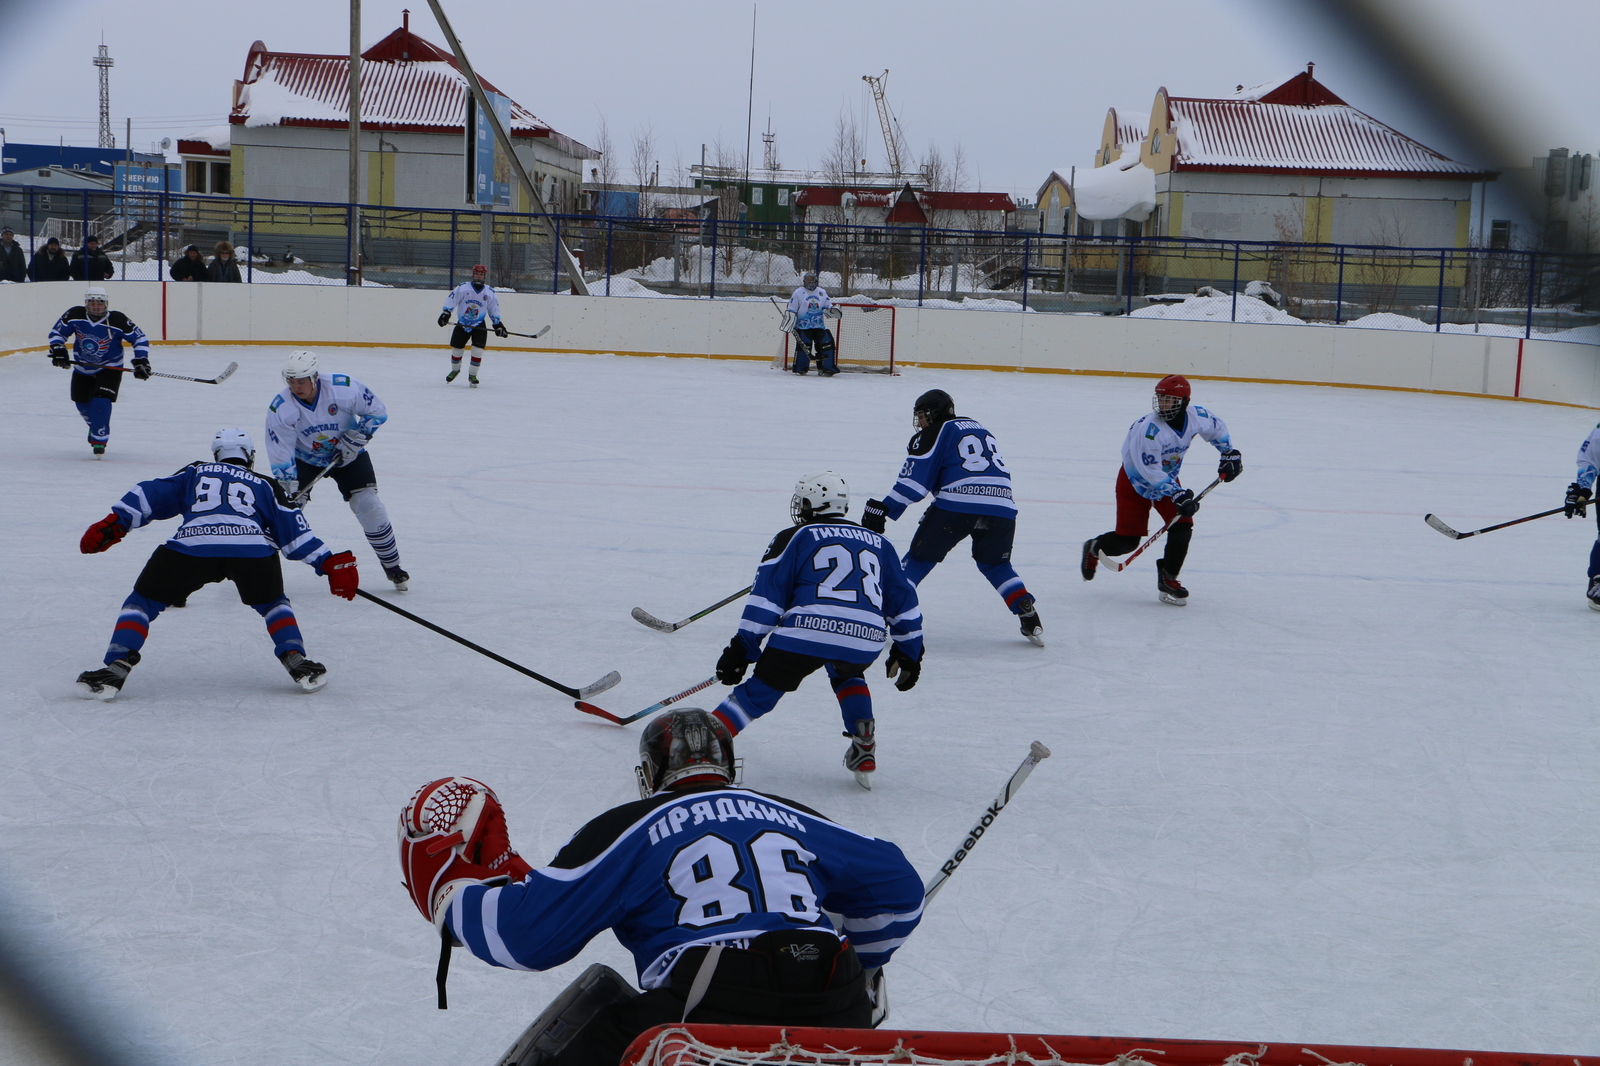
[
  {"xmin": 50, "ymin": 345, "xmax": 69, "ymax": 368},
  {"xmin": 437, "ymin": 311, "xmax": 451, "ymax": 327},
  {"xmin": 861, "ymin": 498, "xmax": 889, "ymax": 534},
  {"xmin": 716, "ymin": 639, "xmax": 751, "ymax": 686},
  {"xmin": 131, "ymin": 359, "xmax": 152, "ymax": 381},
  {"xmin": 885, "ymin": 643, "xmax": 921, "ymax": 692},
  {"xmin": 1171, "ymin": 488, "xmax": 1199, "ymax": 518},
  {"xmin": 1217, "ymin": 448, "xmax": 1242, "ymax": 482},
  {"xmin": 1565, "ymin": 482, "xmax": 1591, "ymax": 519},
  {"xmin": 493, "ymin": 322, "xmax": 508, "ymax": 338}
]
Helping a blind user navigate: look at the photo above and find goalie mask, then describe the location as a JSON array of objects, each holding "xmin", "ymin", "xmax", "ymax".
[
  {"xmin": 913, "ymin": 388, "xmax": 956, "ymax": 429},
  {"xmin": 802, "ymin": 271, "xmax": 818, "ymax": 290},
  {"xmin": 637, "ymin": 710, "xmax": 735, "ymax": 797},
  {"xmin": 791, "ymin": 471, "xmax": 849, "ymax": 524},
  {"xmin": 1153, "ymin": 374, "xmax": 1191, "ymax": 424},
  {"xmin": 211, "ymin": 427, "xmax": 255, "ymax": 467}
]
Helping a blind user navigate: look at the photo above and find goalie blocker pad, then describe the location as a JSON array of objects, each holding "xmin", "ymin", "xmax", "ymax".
[{"xmin": 496, "ymin": 963, "xmax": 639, "ymax": 1066}]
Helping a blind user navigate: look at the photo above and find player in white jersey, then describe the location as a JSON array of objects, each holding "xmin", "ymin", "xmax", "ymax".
[
  {"xmin": 1080, "ymin": 375, "xmax": 1241, "ymax": 604},
  {"xmin": 437, "ymin": 263, "xmax": 506, "ymax": 387},
  {"xmin": 1562, "ymin": 422, "xmax": 1600, "ymax": 608},
  {"xmin": 264, "ymin": 351, "xmax": 410, "ymax": 589},
  {"xmin": 783, "ymin": 271, "xmax": 842, "ymax": 376}
]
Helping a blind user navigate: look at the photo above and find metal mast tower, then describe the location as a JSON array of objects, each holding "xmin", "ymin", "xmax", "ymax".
[
  {"xmin": 94, "ymin": 42, "xmax": 115, "ymax": 148},
  {"xmin": 861, "ymin": 70, "xmax": 903, "ymax": 177}
]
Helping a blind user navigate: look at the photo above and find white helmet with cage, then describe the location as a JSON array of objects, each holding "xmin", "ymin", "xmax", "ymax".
[
  {"xmin": 211, "ymin": 427, "xmax": 256, "ymax": 467},
  {"xmin": 790, "ymin": 471, "xmax": 849, "ymax": 524},
  {"xmin": 282, "ymin": 350, "xmax": 320, "ymax": 383}
]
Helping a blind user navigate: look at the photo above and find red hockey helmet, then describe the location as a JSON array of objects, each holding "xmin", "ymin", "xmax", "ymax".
[
  {"xmin": 471, "ymin": 263, "xmax": 488, "ymax": 277},
  {"xmin": 1153, "ymin": 374, "xmax": 1191, "ymax": 422}
]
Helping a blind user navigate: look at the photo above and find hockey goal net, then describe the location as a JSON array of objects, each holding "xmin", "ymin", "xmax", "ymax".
[
  {"xmin": 620, "ymin": 1025, "xmax": 1595, "ymax": 1066},
  {"xmin": 778, "ymin": 302, "xmax": 897, "ymax": 374}
]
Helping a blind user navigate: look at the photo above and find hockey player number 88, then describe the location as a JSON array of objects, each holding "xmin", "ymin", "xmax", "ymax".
[
  {"xmin": 958, "ymin": 435, "xmax": 1008, "ymax": 473},
  {"xmin": 193, "ymin": 476, "xmax": 256, "ymax": 516},
  {"xmin": 812, "ymin": 547, "xmax": 883, "ymax": 608},
  {"xmin": 666, "ymin": 831, "xmax": 821, "ymax": 927}
]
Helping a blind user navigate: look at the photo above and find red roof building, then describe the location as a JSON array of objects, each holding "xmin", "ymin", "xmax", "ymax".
[{"xmin": 796, "ymin": 185, "xmax": 1016, "ymax": 230}]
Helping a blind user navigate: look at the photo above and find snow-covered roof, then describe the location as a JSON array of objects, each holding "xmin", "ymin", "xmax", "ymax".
[
  {"xmin": 178, "ymin": 126, "xmax": 231, "ymax": 157},
  {"xmin": 1071, "ymin": 157, "xmax": 1156, "ymax": 222},
  {"xmin": 796, "ymin": 188, "xmax": 1015, "ymax": 212}
]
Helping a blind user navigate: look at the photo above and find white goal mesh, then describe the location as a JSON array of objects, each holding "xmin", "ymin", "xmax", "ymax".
[{"xmin": 778, "ymin": 302, "xmax": 897, "ymax": 374}]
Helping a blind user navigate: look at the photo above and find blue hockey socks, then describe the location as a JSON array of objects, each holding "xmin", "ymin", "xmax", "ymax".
[
  {"xmin": 252, "ymin": 597, "xmax": 306, "ymax": 657},
  {"xmin": 713, "ymin": 676, "xmax": 786, "ymax": 734},
  {"xmin": 827, "ymin": 668, "xmax": 873, "ymax": 734},
  {"xmin": 76, "ymin": 398, "xmax": 113, "ymax": 445},
  {"xmin": 106, "ymin": 592, "xmax": 167, "ymax": 663}
]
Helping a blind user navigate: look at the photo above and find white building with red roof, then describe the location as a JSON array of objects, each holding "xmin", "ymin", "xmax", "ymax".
[
  {"xmin": 224, "ymin": 15, "xmax": 590, "ymax": 212},
  {"xmin": 795, "ymin": 185, "xmax": 1016, "ymax": 232}
]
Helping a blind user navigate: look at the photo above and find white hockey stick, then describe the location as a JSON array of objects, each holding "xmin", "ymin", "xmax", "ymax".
[
  {"xmin": 923, "ymin": 741, "xmax": 1052, "ymax": 902},
  {"xmin": 631, "ymin": 586, "xmax": 752, "ymax": 633},
  {"xmin": 1095, "ymin": 478, "xmax": 1222, "ymax": 572},
  {"xmin": 504, "ymin": 325, "xmax": 552, "ymax": 340}
]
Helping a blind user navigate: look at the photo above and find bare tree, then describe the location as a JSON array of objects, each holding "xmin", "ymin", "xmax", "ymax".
[
  {"xmin": 591, "ymin": 117, "xmax": 618, "ymax": 205},
  {"xmin": 823, "ymin": 108, "xmax": 867, "ymax": 191},
  {"xmin": 631, "ymin": 125, "xmax": 658, "ymax": 219}
]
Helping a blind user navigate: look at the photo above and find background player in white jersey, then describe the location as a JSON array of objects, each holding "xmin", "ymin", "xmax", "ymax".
[
  {"xmin": 74, "ymin": 428, "xmax": 358, "ymax": 699},
  {"xmin": 264, "ymin": 351, "xmax": 410, "ymax": 589},
  {"xmin": 47, "ymin": 285, "xmax": 151, "ymax": 457},
  {"xmin": 1080, "ymin": 374, "xmax": 1242, "ymax": 605},
  {"xmin": 437, "ymin": 263, "xmax": 506, "ymax": 387},
  {"xmin": 398, "ymin": 709, "xmax": 923, "ymax": 1066},
  {"xmin": 783, "ymin": 271, "xmax": 842, "ymax": 376},
  {"xmin": 712, "ymin": 473, "xmax": 923, "ymax": 788},
  {"xmin": 1561, "ymin": 422, "xmax": 1600, "ymax": 608},
  {"xmin": 862, "ymin": 389, "xmax": 1043, "ymax": 646}
]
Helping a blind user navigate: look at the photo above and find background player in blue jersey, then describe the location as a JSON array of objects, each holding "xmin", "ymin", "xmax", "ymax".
[
  {"xmin": 711, "ymin": 473, "xmax": 923, "ymax": 789},
  {"xmin": 862, "ymin": 389, "xmax": 1043, "ymax": 647},
  {"xmin": 783, "ymin": 271, "xmax": 842, "ymax": 376},
  {"xmin": 438, "ymin": 263, "xmax": 506, "ymax": 387},
  {"xmin": 74, "ymin": 428, "xmax": 359, "ymax": 699},
  {"xmin": 47, "ymin": 285, "xmax": 151, "ymax": 457},
  {"xmin": 398, "ymin": 709, "xmax": 923, "ymax": 1066}
]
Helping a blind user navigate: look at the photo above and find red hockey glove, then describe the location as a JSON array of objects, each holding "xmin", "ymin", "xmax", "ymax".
[
  {"xmin": 80, "ymin": 513, "xmax": 127, "ymax": 554},
  {"xmin": 319, "ymin": 550, "xmax": 359, "ymax": 599},
  {"xmin": 399, "ymin": 777, "xmax": 531, "ymax": 927}
]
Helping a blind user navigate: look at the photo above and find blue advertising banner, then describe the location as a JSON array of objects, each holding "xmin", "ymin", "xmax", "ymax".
[
  {"xmin": 114, "ymin": 164, "xmax": 182, "ymax": 221},
  {"xmin": 471, "ymin": 91, "xmax": 512, "ymax": 207}
]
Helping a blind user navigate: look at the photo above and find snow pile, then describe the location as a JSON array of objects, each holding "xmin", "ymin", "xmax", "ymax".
[
  {"xmin": 1072, "ymin": 159, "xmax": 1156, "ymax": 222},
  {"xmin": 239, "ymin": 78, "xmax": 348, "ymax": 127},
  {"xmin": 184, "ymin": 125, "xmax": 231, "ymax": 151},
  {"xmin": 1130, "ymin": 291, "xmax": 1303, "ymax": 324}
]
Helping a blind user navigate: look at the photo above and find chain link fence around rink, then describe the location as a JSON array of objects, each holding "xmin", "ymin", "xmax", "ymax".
[{"xmin": 3, "ymin": 182, "xmax": 1596, "ymax": 341}]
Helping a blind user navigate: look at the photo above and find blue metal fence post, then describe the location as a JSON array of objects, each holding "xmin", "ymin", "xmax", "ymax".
[
  {"xmin": 605, "ymin": 218, "xmax": 614, "ymax": 297},
  {"xmin": 1230, "ymin": 242, "xmax": 1241, "ymax": 322},
  {"xmin": 552, "ymin": 215, "xmax": 561, "ymax": 294},
  {"xmin": 448, "ymin": 210, "xmax": 457, "ymax": 287},
  {"xmin": 708, "ymin": 217, "xmax": 718, "ymax": 300},
  {"xmin": 917, "ymin": 227, "xmax": 927, "ymax": 307},
  {"xmin": 1124, "ymin": 235, "xmax": 1136, "ymax": 316},
  {"xmin": 1523, "ymin": 251, "xmax": 1537, "ymax": 338},
  {"xmin": 154, "ymin": 190, "xmax": 162, "ymax": 271},
  {"xmin": 247, "ymin": 199, "xmax": 255, "ymax": 283},
  {"xmin": 1334, "ymin": 245, "xmax": 1346, "ymax": 323},
  {"xmin": 814, "ymin": 224, "xmax": 823, "ymax": 277},
  {"xmin": 1435, "ymin": 249, "xmax": 1447, "ymax": 331},
  {"xmin": 81, "ymin": 190, "xmax": 89, "ymax": 251},
  {"xmin": 1021, "ymin": 236, "xmax": 1031, "ymax": 312},
  {"xmin": 28, "ymin": 187, "xmax": 35, "ymax": 257}
]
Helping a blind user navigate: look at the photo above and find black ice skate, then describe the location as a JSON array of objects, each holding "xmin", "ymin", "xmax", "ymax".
[
  {"xmin": 1156, "ymin": 562, "xmax": 1189, "ymax": 606},
  {"xmin": 1080, "ymin": 538, "xmax": 1098, "ymax": 581},
  {"xmin": 1014, "ymin": 594, "xmax": 1045, "ymax": 647},
  {"xmin": 383, "ymin": 565, "xmax": 410, "ymax": 591},
  {"xmin": 89, "ymin": 433, "xmax": 105, "ymax": 458},
  {"xmin": 279, "ymin": 650, "xmax": 328, "ymax": 692},
  {"xmin": 1588, "ymin": 576, "xmax": 1600, "ymax": 612},
  {"xmin": 445, "ymin": 367, "xmax": 460, "ymax": 383},
  {"xmin": 843, "ymin": 719, "xmax": 876, "ymax": 790},
  {"xmin": 468, "ymin": 374, "xmax": 480, "ymax": 388},
  {"xmin": 75, "ymin": 651, "xmax": 139, "ymax": 701}
]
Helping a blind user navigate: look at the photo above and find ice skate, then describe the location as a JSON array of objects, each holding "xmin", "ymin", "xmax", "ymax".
[
  {"xmin": 89, "ymin": 434, "xmax": 105, "ymax": 458},
  {"xmin": 1014, "ymin": 595, "xmax": 1044, "ymax": 647},
  {"xmin": 75, "ymin": 652, "xmax": 138, "ymax": 701},
  {"xmin": 1080, "ymin": 538, "xmax": 1098, "ymax": 581},
  {"xmin": 1156, "ymin": 562, "xmax": 1189, "ymax": 606},
  {"xmin": 279, "ymin": 650, "xmax": 328, "ymax": 692},
  {"xmin": 468, "ymin": 374, "xmax": 479, "ymax": 388},
  {"xmin": 1588, "ymin": 576, "xmax": 1600, "ymax": 612},
  {"xmin": 383, "ymin": 565, "xmax": 410, "ymax": 591},
  {"xmin": 843, "ymin": 718, "xmax": 876, "ymax": 790},
  {"xmin": 445, "ymin": 367, "xmax": 460, "ymax": 383}
]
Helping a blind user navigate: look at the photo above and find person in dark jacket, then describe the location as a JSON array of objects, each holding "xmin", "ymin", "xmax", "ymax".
[
  {"xmin": 207, "ymin": 240, "xmax": 242, "ymax": 283},
  {"xmin": 0, "ymin": 227, "xmax": 26, "ymax": 282},
  {"xmin": 70, "ymin": 235, "xmax": 115, "ymax": 281},
  {"xmin": 29, "ymin": 237, "xmax": 71, "ymax": 282},
  {"xmin": 169, "ymin": 245, "xmax": 206, "ymax": 282}
]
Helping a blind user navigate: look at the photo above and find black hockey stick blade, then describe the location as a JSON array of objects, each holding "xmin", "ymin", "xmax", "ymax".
[
  {"xmin": 631, "ymin": 586, "xmax": 753, "ymax": 633},
  {"xmin": 354, "ymin": 589, "xmax": 620, "ymax": 698},
  {"xmin": 576, "ymin": 675, "xmax": 720, "ymax": 726},
  {"xmin": 506, "ymin": 325, "xmax": 551, "ymax": 339},
  {"xmin": 1422, "ymin": 506, "xmax": 1565, "ymax": 540},
  {"xmin": 923, "ymin": 741, "xmax": 1051, "ymax": 904}
]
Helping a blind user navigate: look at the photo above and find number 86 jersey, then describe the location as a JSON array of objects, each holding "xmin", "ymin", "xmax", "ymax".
[{"xmin": 880, "ymin": 417, "xmax": 1016, "ymax": 522}]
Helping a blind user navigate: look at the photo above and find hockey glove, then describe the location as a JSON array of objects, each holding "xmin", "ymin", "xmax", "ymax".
[
  {"xmin": 779, "ymin": 309, "xmax": 796, "ymax": 333},
  {"xmin": 861, "ymin": 499, "xmax": 889, "ymax": 534},
  {"xmin": 335, "ymin": 432, "xmax": 369, "ymax": 466},
  {"xmin": 1217, "ymin": 448, "xmax": 1242, "ymax": 482},
  {"xmin": 1565, "ymin": 482, "xmax": 1591, "ymax": 519},
  {"xmin": 131, "ymin": 359, "xmax": 152, "ymax": 381},
  {"xmin": 493, "ymin": 321, "xmax": 508, "ymax": 338},
  {"xmin": 1171, "ymin": 488, "xmax": 1199, "ymax": 518},
  {"xmin": 399, "ymin": 777, "xmax": 532, "ymax": 929},
  {"xmin": 80, "ymin": 513, "xmax": 127, "ymax": 554},
  {"xmin": 885, "ymin": 643, "xmax": 922, "ymax": 692},
  {"xmin": 716, "ymin": 639, "xmax": 752, "ymax": 686},
  {"xmin": 437, "ymin": 311, "xmax": 451, "ymax": 327},
  {"xmin": 319, "ymin": 550, "xmax": 359, "ymax": 600},
  {"xmin": 824, "ymin": 306, "xmax": 843, "ymax": 320},
  {"xmin": 50, "ymin": 344, "xmax": 70, "ymax": 368}
]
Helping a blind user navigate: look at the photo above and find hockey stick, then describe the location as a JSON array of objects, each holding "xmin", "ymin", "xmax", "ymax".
[
  {"xmin": 575, "ymin": 675, "xmax": 720, "ymax": 726},
  {"xmin": 1423, "ymin": 505, "xmax": 1566, "ymax": 540},
  {"xmin": 353, "ymin": 589, "xmax": 621, "ymax": 699},
  {"xmin": 631, "ymin": 586, "xmax": 753, "ymax": 633},
  {"xmin": 504, "ymin": 325, "xmax": 552, "ymax": 340},
  {"xmin": 923, "ymin": 741, "xmax": 1052, "ymax": 902},
  {"xmin": 69, "ymin": 358, "xmax": 238, "ymax": 384},
  {"xmin": 287, "ymin": 462, "xmax": 335, "ymax": 508},
  {"xmin": 1095, "ymin": 478, "xmax": 1223, "ymax": 573}
]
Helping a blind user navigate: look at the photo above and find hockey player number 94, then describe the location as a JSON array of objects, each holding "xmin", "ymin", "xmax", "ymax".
[
  {"xmin": 813, "ymin": 546, "xmax": 883, "ymax": 608},
  {"xmin": 958, "ymin": 434, "xmax": 1009, "ymax": 473},
  {"xmin": 667, "ymin": 831, "xmax": 820, "ymax": 927}
]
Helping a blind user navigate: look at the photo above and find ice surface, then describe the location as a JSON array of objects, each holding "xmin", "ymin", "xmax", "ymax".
[{"xmin": 1, "ymin": 346, "xmax": 1596, "ymax": 1064}]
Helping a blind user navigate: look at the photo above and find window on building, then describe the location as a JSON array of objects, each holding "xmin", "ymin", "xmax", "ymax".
[
  {"xmin": 1101, "ymin": 147, "xmax": 1111, "ymax": 166},
  {"xmin": 778, "ymin": 188, "xmax": 790, "ymax": 206},
  {"xmin": 751, "ymin": 186, "xmax": 764, "ymax": 205},
  {"xmin": 1489, "ymin": 220, "xmax": 1511, "ymax": 249},
  {"xmin": 1152, "ymin": 131, "xmax": 1162, "ymax": 153},
  {"xmin": 210, "ymin": 162, "xmax": 231, "ymax": 196},
  {"xmin": 186, "ymin": 160, "xmax": 208, "ymax": 193},
  {"xmin": 1078, "ymin": 216, "xmax": 1095, "ymax": 238}
]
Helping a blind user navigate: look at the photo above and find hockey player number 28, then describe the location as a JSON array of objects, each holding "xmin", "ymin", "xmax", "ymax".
[
  {"xmin": 958, "ymin": 435, "xmax": 1009, "ymax": 473},
  {"xmin": 193, "ymin": 476, "xmax": 256, "ymax": 516},
  {"xmin": 812, "ymin": 546, "xmax": 884, "ymax": 608},
  {"xmin": 666, "ymin": 831, "xmax": 821, "ymax": 927}
]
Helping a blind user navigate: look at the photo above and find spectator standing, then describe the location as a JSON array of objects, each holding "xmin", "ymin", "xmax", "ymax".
[
  {"xmin": 207, "ymin": 241, "xmax": 242, "ymax": 283},
  {"xmin": 70, "ymin": 235, "xmax": 115, "ymax": 281},
  {"xmin": 29, "ymin": 237, "xmax": 71, "ymax": 282},
  {"xmin": 169, "ymin": 245, "xmax": 206, "ymax": 282},
  {"xmin": 0, "ymin": 227, "xmax": 26, "ymax": 282}
]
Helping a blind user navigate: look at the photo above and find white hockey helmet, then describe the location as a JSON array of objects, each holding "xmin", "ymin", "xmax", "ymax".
[
  {"xmin": 282, "ymin": 350, "xmax": 320, "ymax": 383},
  {"xmin": 84, "ymin": 285, "xmax": 108, "ymax": 310},
  {"xmin": 791, "ymin": 471, "xmax": 849, "ymax": 524},
  {"xmin": 211, "ymin": 427, "xmax": 255, "ymax": 467}
]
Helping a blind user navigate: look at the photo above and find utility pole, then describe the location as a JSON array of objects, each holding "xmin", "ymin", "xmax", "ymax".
[{"xmin": 94, "ymin": 42, "xmax": 115, "ymax": 149}]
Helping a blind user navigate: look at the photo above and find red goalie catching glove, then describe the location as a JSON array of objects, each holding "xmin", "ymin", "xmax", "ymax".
[
  {"xmin": 80, "ymin": 513, "xmax": 127, "ymax": 554},
  {"xmin": 398, "ymin": 776, "xmax": 533, "ymax": 928}
]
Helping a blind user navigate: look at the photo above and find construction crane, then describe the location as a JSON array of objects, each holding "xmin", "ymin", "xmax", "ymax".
[{"xmin": 861, "ymin": 70, "xmax": 903, "ymax": 177}]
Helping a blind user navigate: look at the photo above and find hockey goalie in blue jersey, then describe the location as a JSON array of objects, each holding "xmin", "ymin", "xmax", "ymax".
[
  {"xmin": 862, "ymin": 389, "xmax": 1043, "ymax": 647},
  {"xmin": 710, "ymin": 472, "xmax": 923, "ymax": 789},
  {"xmin": 399, "ymin": 709, "xmax": 923, "ymax": 1066},
  {"xmin": 74, "ymin": 428, "xmax": 359, "ymax": 700},
  {"xmin": 47, "ymin": 285, "xmax": 152, "ymax": 457}
]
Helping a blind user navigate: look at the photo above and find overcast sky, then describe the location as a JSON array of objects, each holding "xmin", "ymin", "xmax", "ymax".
[{"xmin": 1, "ymin": 0, "xmax": 1594, "ymax": 201}]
